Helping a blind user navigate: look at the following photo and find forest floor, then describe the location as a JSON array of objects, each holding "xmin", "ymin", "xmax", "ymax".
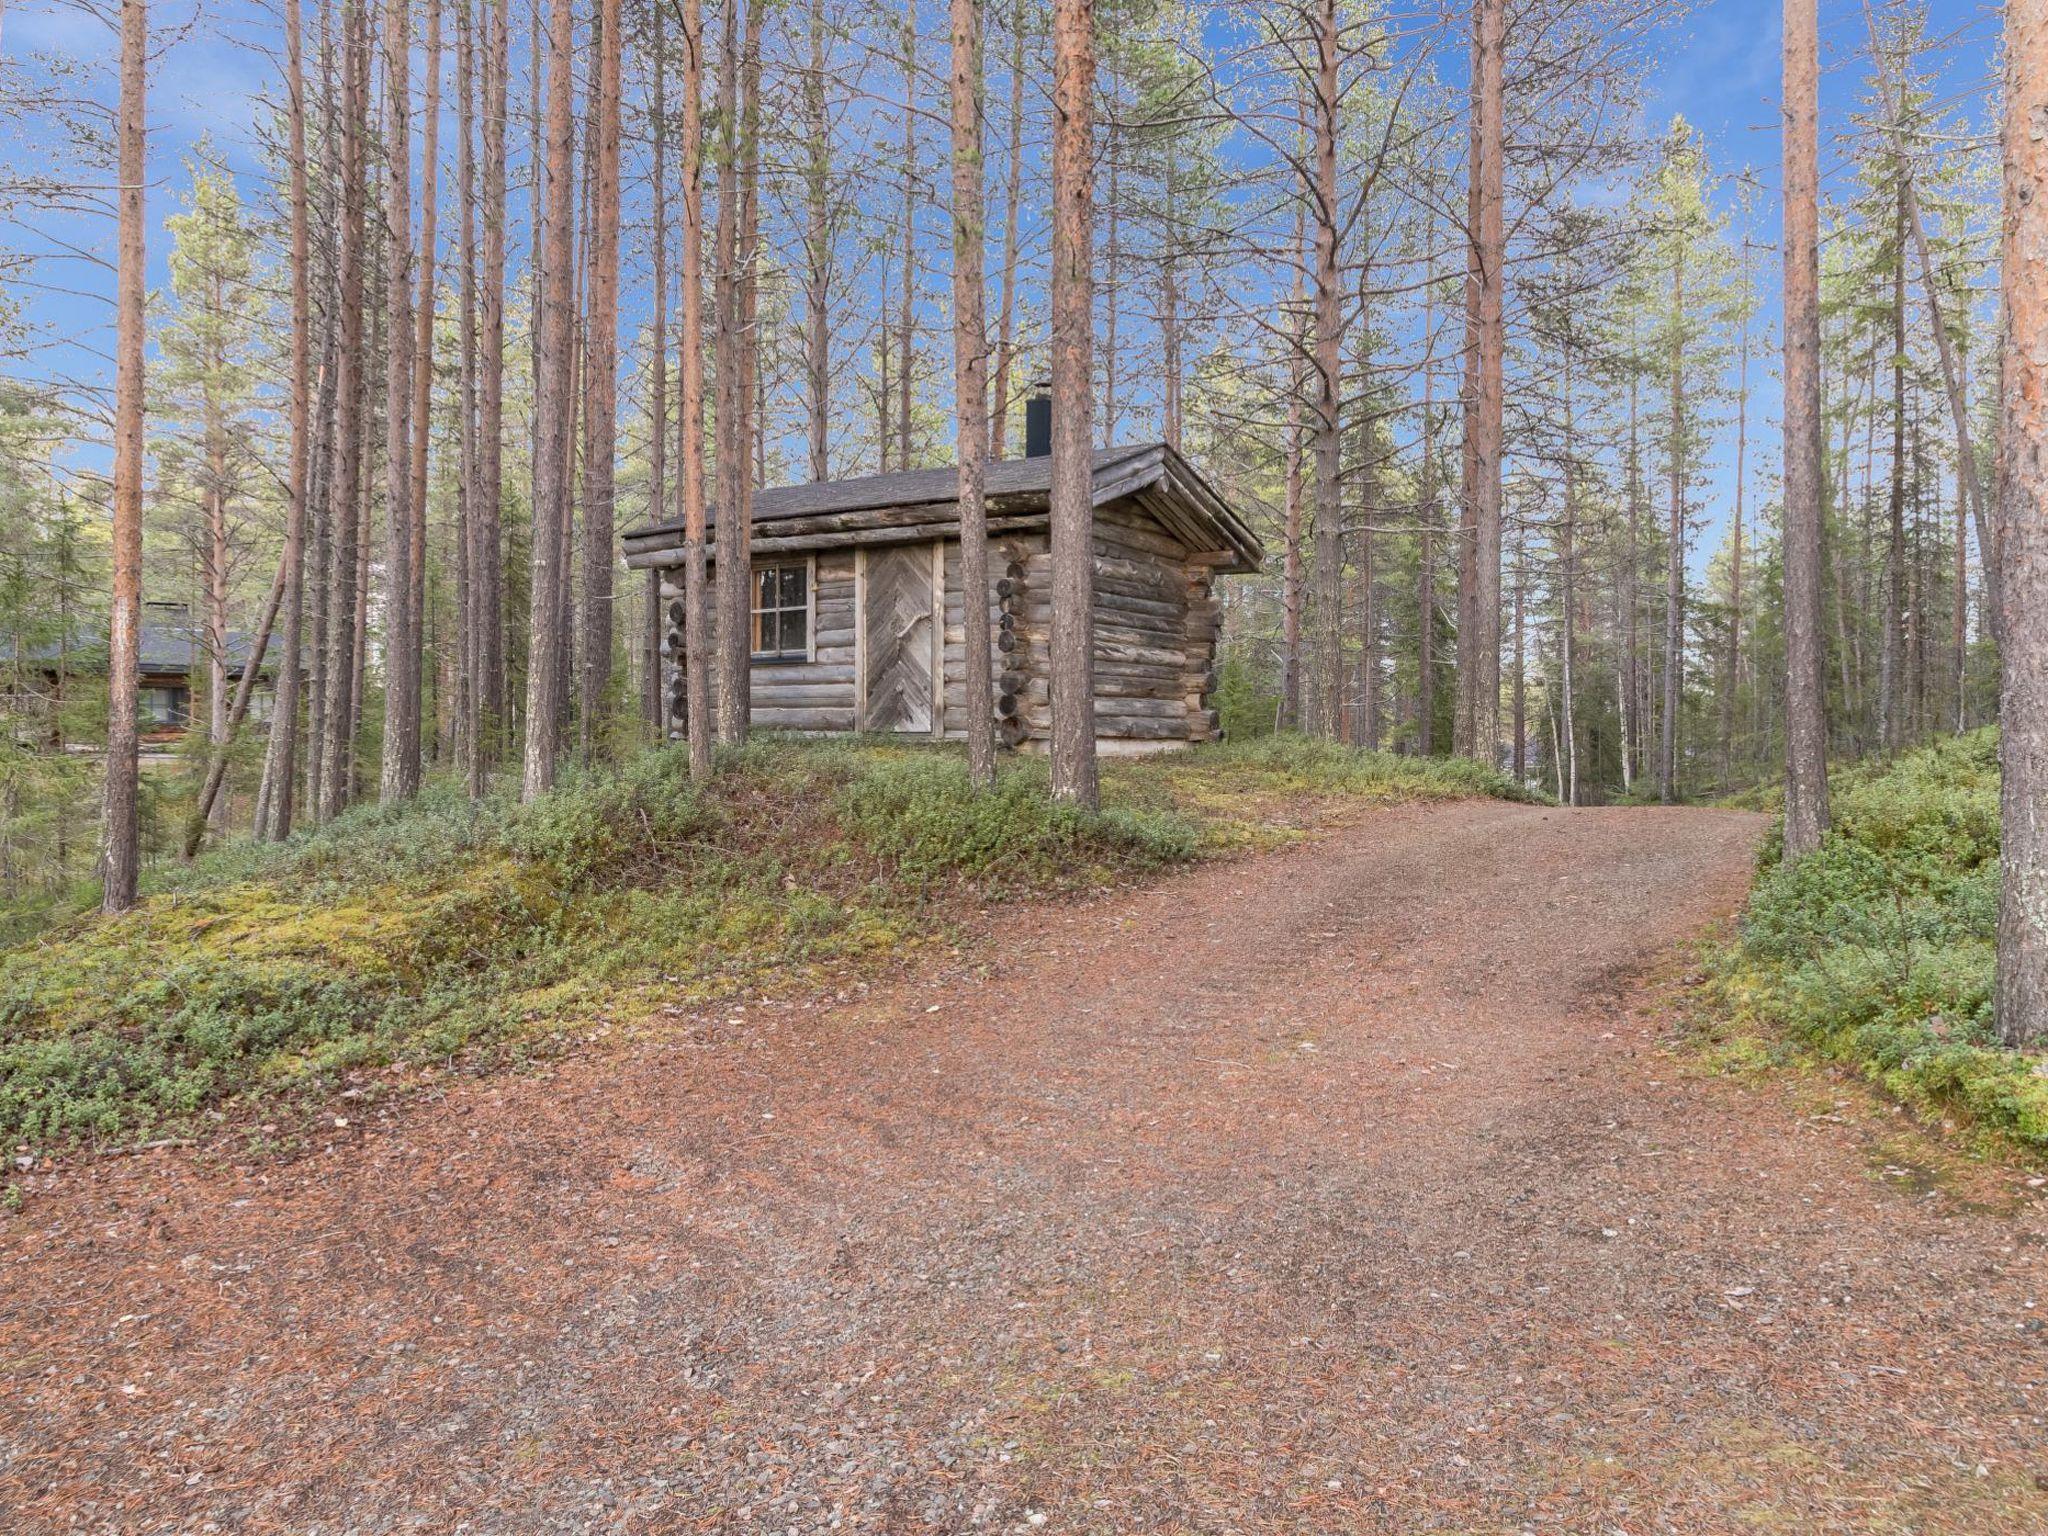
[{"xmin": 7, "ymin": 797, "xmax": 2048, "ymax": 1534}]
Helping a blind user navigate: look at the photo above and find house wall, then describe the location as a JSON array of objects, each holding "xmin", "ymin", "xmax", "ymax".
[{"xmin": 657, "ymin": 499, "xmax": 1224, "ymax": 750}]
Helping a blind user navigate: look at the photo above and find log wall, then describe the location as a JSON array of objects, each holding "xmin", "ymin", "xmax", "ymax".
[{"xmin": 659, "ymin": 498, "xmax": 1224, "ymax": 749}]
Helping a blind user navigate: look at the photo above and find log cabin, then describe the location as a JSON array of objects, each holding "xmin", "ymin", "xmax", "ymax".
[{"xmin": 621, "ymin": 435, "xmax": 1263, "ymax": 754}]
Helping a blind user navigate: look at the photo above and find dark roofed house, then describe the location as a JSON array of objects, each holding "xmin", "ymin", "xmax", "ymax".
[
  {"xmin": 622, "ymin": 438, "xmax": 1263, "ymax": 754},
  {"xmin": 6, "ymin": 602, "xmax": 279, "ymax": 747}
]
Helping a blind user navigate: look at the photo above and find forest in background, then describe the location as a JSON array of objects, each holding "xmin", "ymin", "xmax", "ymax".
[{"xmin": 0, "ymin": 1, "xmax": 2016, "ymax": 923}]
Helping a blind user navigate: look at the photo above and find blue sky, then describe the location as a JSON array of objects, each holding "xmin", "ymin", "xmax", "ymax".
[{"xmin": 4, "ymin": 0, "xmax": 2006, "ymax": 579}]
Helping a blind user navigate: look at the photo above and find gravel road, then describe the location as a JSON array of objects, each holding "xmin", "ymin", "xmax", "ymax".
[{"xmin": 7, "ymin": 799, "xmax": 2048, "ymax": 1534}]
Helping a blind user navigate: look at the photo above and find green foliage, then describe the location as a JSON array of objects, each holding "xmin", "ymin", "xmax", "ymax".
[
  {"xmin": 1171, "ymin": 732, "xmax": 1537, "ymax": 805},
  {"xmin": 1724, "ymin": 730, "xmax": 2048, "ymax": 1155},
  {"xmin": 838, "ymin": 753, "xmax": 1198, "ymax": 886}
]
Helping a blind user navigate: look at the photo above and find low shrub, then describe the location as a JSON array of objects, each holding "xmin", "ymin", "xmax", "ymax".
[{"xmin": 1722, "ymin": 729, "xmax": 2047, "ymax": 1156}]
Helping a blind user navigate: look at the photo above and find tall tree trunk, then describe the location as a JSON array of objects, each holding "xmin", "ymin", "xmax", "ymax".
[
  {"xmin": 802, "ymin": 0, "xmax": 831, "ymax": 481},
  {"xmin": 952, "ymin": 0, "xmax": 996, "ymax": 787},
  {"xmin": 646, "ymin": 0, "xmax": 668, "ymax": 733},
  {"xmin": 1417, "ymin": 258, "xmax": 1436, "ymax": 755},
  {"xmin": 1880, "ymin": 180, "xmax": 1907, "ymax": 753},
  {"xmin": 319, "ymin": 0, "xmax": 370, "ymax": 823},
  {"xmin": 1309, "ymin": 0, "xmax": 1342, "ymax": 740},
  {"xmin": 521, "ymin": 0, "xmax": 575, "ymax": 799},
  {"xmin": 1781, "ymin": 0, "xmax": 1832, "ymax": 858},
  {"xmin": 679, "ymin": 0, "xmax": 712, "ymax": 779},
  {"xmin": 897, "ymin": 2, "xmax": 918, "ymax": 471},
  {"xmin": 1047, "ymin": 0, "xmax": 1097, "ymax": 808},
  {"xmin": 1160, "ymin": 156, "xmax": 1182, "ymax": 453},
  {"xmin": 1660, "ymin": 244, "xmax": 1685, "ymax": 805},
  {"xmin": 1353, "ymin": 270, "xmax": 1378, "ymax": 753},
  {"xmin": 1280, "ymin": 206, "xmax": 1305, "ymax": 732},
  {"xmin": 102, "ymin": 0, "xmax": 148, "ymax": 912},
  {"xmin": 712, "ymin": 0, "xmax": 747, "ymax": 746},
  {"xmin": 1721, "ymin": 252, "xmax": 1749, "ymax": 786},
  {"xmin": 379, "ymin": 0, "xmax": 418, "ymax": 805},
  {"xmin": 454, "ymin": 0, "xmax": 479, "ymax": 775},
  {"xmin": 579, "ymin": 0, "xmax": 623, "ymax": 759},
  {"xmin": 990, "ymin": 0, "xmax": 1026, "ymax": 457},
  {"xmin": 476, "ymin": 0, "xmax": 506, "ymax": 779},
  {"xmin": 407, "ymin": 0, "xmax": 441, "ymax": 771},
  {"xmin": 1996, "ymin": 0, "xmax": 2048, "ymax": 1043},
  {"xmin": 259, "ymin": 0, "xmax": 312, "ymax": 841},
  {"xmin": 203, "ymin": 411, "xmax": 229, "ymax": 831},
  {"xmin": 675, "ymin": 0, "xmax": 716, "ymax": 774},
  {"xmin": 1458, "ymin": 0, "xmax": 1504, "ymax": 767},
  {"xmin": 305, "ymin": 13, "xmax": 336, "ymax": 817},
  {"xmin": 1560, "ymin": 342, "xmax": 1578, "ymax": 806}
]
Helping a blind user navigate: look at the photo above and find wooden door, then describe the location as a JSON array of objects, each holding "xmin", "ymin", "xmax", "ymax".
[{"xmin": 859, "ymin": 543, "xmax": 938, "ymax": 733}]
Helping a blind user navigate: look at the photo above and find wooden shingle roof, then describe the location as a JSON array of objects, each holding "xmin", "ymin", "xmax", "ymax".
[{"xmin": 620, "ymin": 441, "xmax": 1263, "ymax": 573}]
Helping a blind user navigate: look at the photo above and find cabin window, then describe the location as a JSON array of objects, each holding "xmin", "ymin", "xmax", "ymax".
[
  {"xmin": 140, "ymin": 685, "xmax": 189, "ymax": 730},
  {"xmin": 751, "ymin": 561, "xmax": 811, "ymax": 661}
]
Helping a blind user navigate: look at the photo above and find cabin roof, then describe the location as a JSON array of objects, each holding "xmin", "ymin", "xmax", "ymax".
[
  {"xmin": 620, "ymin": 441, "xmax": 1264, "ymax": 574},
  {"xmin": 14, "ymin": 608, "xmax": 280, "ymax": 679}
]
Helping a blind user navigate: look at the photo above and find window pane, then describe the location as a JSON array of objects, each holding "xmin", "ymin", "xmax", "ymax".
[
  {"xmin": 779, "ymin": 566, "xmax": 805, "ymax": 606},
  {"xmin": 756, "ymin": 566, "xmax": 776, "ymax": 609},
  {"xmin": 752, "ymin": 608, "xmax": 771, "ymax": 654},
  {"xmin": 780, "ymin": 606, "xmax": 807, "ymax": 655}
]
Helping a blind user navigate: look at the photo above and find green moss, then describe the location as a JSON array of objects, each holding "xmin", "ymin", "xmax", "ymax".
[{"xmin": 1723, "ymin": 729, "xmax": 2046, "ymax": 1158}]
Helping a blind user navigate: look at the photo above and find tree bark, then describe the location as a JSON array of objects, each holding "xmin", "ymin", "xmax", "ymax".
[
  {"xmin": 679, "ymin": 0, "xmax": 713, "ymax": 779},
  {"xmin": 712, "ymin": 0, "xmax": 747, "ymax": 746},
  {"xmin": 378, "ymin": 0, "xmax": 418, "ymax": 805},
  {"xmin": 1996, "ymin": 0, "xmax": 2048, "ymax": 1043},
  {"xmin": 579, "ymin": 0, "xmax": 623, "ymax": 759},
  {"xmin": 646, "ymin": 0, "xmax": 669, "ymax": 733},
  {"xmin": 1780, "ymin": 0, "xmax": 1832, "ymax": 858},
  {"xmin": 990, "ymin": 0, "xmax": 1026, "ymax": 457},
  {"xmin": 1659, "ymin": 242, "xmax": 1684, "ymax": 805},
  {"xmin": 1459, "ymin": 0, "xmax": 1504, "ymax": 768},
  {"xmin": 521, "ymin": 0, "xmax": 576, "ymax": 799},
  {"xmin": 802, "ymin": 0, "xmax": 831, "ymax": 482},
  {"xmin": 476, "ymin": 0, "xmax": 507, "ymax": 780},
  {"xmin": 1048, "ymin": 0, "xmax": 1097, "ymax": 808},
  {"xmin": 897, "ymin": 2, "xmax": 918, "ymax": 472},
  {"xmin": 952, "ymin": 0, "xmax": 996, "ymax": 787},
  {"xmin": 1309, "ymin": 0, "xmax": 1342, "ymax": 740},
  {"xmin": 407, "ymin": 0, "xmax": 441, "ymax": 773},
  {"xmin": 319, "ymin": 0, "xmax": 370, "ymax": 823},
  {"xmin": 102, "ymin": 0, "xmax": 148, "ymax": 912},
  {"xmin": 1880, "ymin": 179, "xmax": 1908, "ymax": 755},
  {"xmin": 260, "ymin": 0, "xmax": 312, "ymax": 841}
]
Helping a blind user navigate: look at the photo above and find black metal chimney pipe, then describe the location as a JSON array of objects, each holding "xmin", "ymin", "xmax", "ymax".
[{"xmin": 1023, "ymin": 391, "xmax": 1052, "ymax": 459}]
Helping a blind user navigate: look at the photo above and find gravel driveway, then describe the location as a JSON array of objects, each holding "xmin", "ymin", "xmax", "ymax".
[{"xmin": 7, "ymin": 799, "xmax": 2048, "ymax": 1534}]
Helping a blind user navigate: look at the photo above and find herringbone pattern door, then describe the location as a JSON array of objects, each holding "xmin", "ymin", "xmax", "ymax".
[{"xmin": 860, "ymin": 544, "xmax": 936, "ymax": 733}]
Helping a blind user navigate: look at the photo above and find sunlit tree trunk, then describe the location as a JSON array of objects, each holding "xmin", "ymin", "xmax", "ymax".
[
  {"xmin": 102, "ymin": 0, "xmax": 148, "ymax": 911},
  {"xmin": 259, "ymin": 0, "xmax": 311, "ymax": 841},
  {"xmin": 1048, "ymin": 0, "xmax": 1097, "ymax": 808},
  {"xmin": 379, "ymin": 0, "xmax": 418, "ymax": 805},
  {"xmin": 677, "ymin": 0, "xmax": 713, "ymax": 779},
  {"xmin": 1458, "ymin": 0, "xmax": 1504, "ymax": 767},
  {"xmin": 952, "ymin": 0, "xmax": 996, "ymax": 787},
  {"xmin": 319, "ymin": 0, "xmax": 370, "ymax": 823},
  {"xmin": 579, "ymin": 0, "xmax": 623, "ymax": 759},
  {"xmin": 522, "ymin": 0, "xmax": 576, "ymax": 799},
  {"xmin": 990, "ymin": 0, "xmax": 1026, "ymax": 457},
  {"xmin": 1996, "ymin": 0, "xmax": 2048, "ymax": 1043},
  {"xmin": 1780, "ymin": 0, "xmax": 1832, "ymax": 858}
]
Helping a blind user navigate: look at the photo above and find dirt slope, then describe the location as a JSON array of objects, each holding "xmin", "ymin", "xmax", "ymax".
[{"xmin": 6, "ymin": 799, "xmax": 2047, "ymax": 1534}]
